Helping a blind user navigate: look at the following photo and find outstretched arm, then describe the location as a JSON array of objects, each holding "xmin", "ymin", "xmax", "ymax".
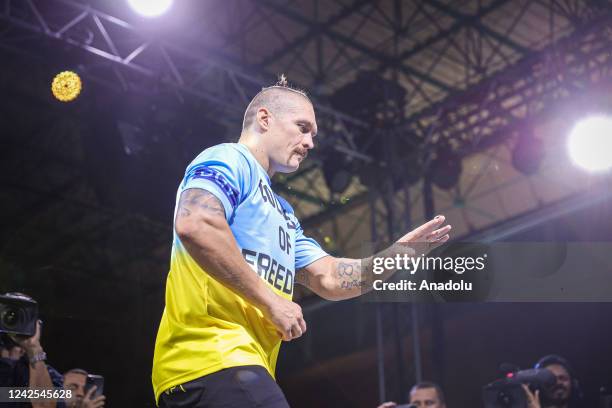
[{"xmin": 296, "ymin": 215, "xmax": 451, "ymax": 301}]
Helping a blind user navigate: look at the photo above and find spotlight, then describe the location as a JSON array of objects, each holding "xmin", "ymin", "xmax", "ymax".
[
  {"xmin": 127, "ymin": 0, "xmax": 173, "ymax": 17},
  {"xmin": 568, "ymin": 116, "xmax": 612, "ymax": 172}
]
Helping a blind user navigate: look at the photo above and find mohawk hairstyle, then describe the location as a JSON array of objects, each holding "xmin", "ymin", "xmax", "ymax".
[
  {"xmin": 276, "ymin": 73, "xmax": 288, "ymax": 87},
  {"xmin": 242, "ymin": 74, "xmax": 311, "ymax": 130}
]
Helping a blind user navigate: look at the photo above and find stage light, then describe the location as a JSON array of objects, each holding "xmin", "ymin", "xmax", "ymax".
[
  {"xmin": 568, "ymin": 116, "xmax": 612, "ymax": 172},
  {"xmin": 512, "ymin": 132, "xmax": 544, "ymax": 175},
  {"xmin": 322, "ymin": 152, "xmax": 353, "ymax": 194},
  {"xmin": 51, "ymin": 71, "xmax": 82, "ymax": 102},
  {"xmin": 431, "ymin": 148, "xmax": 462, "ymax": 190},
  {"xmin": 127, "ymin": 0, "xmax": 173, "ymax": 17}
]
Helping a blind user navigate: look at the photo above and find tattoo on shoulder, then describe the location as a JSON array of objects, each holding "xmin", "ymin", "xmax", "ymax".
[{"xmin": 178, "ymin": 189, "xmax": 225, "ymax": 218}]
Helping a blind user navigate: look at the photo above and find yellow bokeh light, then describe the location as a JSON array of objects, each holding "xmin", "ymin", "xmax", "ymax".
[{"xmin": 51, "ymin": 71, "xmax": 82, "ymax": 102}]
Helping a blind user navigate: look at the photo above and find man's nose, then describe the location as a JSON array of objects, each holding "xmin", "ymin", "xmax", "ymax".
[{"xmin": 303, "ymin": 134, "xmax": 315, "ymax": 149}]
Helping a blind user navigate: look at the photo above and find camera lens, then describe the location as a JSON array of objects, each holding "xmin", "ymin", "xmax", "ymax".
[{"xmin": 1, "ymin": 307, "xmax": 19, "ymax": 329}]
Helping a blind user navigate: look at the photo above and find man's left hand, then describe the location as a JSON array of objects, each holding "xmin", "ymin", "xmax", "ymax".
[{"xmin": 395, "ymin": 215, "xmax": 451, "ymax": 255}]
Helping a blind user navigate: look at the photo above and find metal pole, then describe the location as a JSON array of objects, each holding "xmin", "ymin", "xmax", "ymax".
[
  {"xmin": 423, "ymin": 176, "xmax": 434, "ymax": 219},
  {"xmin": 376, "ymin": 303, "xmax": 386, "ymax": 403},
  {"xmin": 393, "ymin": 303, "xmax": 406, "ymax": 401},
  {"xmin": 370, "ymin": 191, "xmax": 386, "ymax": 403},
  {"xmin": 408, "ymin": 176, "xmax": 432, "ymax": 383},
  {"xmin": 411, "ymin": 303, "xmax": 423, "ymax": 383}
]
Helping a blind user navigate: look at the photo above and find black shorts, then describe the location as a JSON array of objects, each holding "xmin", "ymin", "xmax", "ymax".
[{"xmin": 158, "ymin": 365, "xmax": 290, "ymax": 408}]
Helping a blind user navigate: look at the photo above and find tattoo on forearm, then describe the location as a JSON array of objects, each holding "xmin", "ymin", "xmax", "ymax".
[
  {"xmin": 177, "ymin": 189, "xmax": 225, "ymax": 218},
  {"xmin": 335, "ymin": 260, "xmax": 366, "ymax": 290},
  {"xmin": 337, "ymin": 261, "xmax": 354, "ymax": 277},
  {"xmin": 340, "ymin": 279, "xmax": 367, "ymax": 290}
]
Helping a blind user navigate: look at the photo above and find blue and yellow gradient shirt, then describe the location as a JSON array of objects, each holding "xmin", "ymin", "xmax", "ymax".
[{"xmin": 152, "ymin": 143, "xmax": 328, "ymax": 402}]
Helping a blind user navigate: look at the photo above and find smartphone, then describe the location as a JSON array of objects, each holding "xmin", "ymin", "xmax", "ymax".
[{"xmin": 85, "ymin": 374, "xmax": 104, "ymax": 398}]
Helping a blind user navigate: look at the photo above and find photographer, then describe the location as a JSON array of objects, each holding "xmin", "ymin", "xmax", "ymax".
[
  {"xmin": 0, "ymin": 321, "xmax": 61, "ymax": 408},
  {"xmin": 0, "ymin": 293, "xmax": 63, "ymax": 408},
  {"xmin": 63, "ymin": 369, "xmax": 105, "ymax": 408},
  {"xmin": 523, "ymin": 355, "xmax": 581, "ymax": 408},
  {"xmin": 377, "ymin": 381, "xmax": 447, "ymax": 408}
]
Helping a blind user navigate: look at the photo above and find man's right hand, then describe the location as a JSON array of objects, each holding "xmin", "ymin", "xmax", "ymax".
[
  {"xmin": 263, "ymin": 296, "xmax": 307, "ymax": 341},
  {"xmin": 9, "ymin": 319, "xmax": 44, "ymax": 358},
  {"xmin": 79, "ymin": 386, "xmax": 105, "ymax": 408}
]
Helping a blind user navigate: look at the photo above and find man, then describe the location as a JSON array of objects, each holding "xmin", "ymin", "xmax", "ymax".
[
  {"xmin": 0, "ymin": 293, "xmax": 61, "ymax": 408},
  {"xmin": 152, "ymin": 76, "xmax": 452, "ymax": 407},
  {"xmin": 523, "ymin": 355, "xmax": 580, "ymax": 408},
  {"xmin": 63, "ymin": 369, "xmax": 106, "ymax": 408},
  {"xmin": 377, "ymin": 381, "xmax": 447, "ymax": 408}
]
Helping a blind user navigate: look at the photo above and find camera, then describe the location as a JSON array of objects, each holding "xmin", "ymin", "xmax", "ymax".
[
  {"xmin": 0, "ymin": 293, "xmax": 38, "ymax": 337},
  {"xmin": 483, "ymin": 367, "xmax": 556, "ymax": 408}
]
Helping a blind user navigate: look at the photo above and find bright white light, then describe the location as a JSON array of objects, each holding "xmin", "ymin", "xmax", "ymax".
[
  {"xmin": 128, "ymin": 0, "xmax": 173, "ymax": 17},
  {"xmin": 567, "ymin": 116, "xmax": 612, "ymax": 172}
]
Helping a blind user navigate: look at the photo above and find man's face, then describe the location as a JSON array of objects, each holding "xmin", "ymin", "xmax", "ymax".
[
  {"xmin": 543, "ymin": 364, "xmax": 572, "ymax": 404},
  {"xmin": 410, "ymin": 387, "xmax": 445, "ymax": 408},
  {"xmin": 64, "ymin": 372, "xmax": 87, "ymax": 406},
  {"xmin": 263, "ymin": 96, "xmax": 317, "ymax": 174}
]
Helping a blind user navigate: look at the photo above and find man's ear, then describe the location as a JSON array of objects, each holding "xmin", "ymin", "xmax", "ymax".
[{"xmin": 256, "ymin": 107, "xmax": 272, "ymax": 131}]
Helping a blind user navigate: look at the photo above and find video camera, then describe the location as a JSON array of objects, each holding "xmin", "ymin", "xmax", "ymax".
[
  {"xmin": 0, "ymin": 293, "xmax": 38, "ymax": 337},
  {"xmin": 483, "ymin": 365, "xmax": 556, "ymax": 408}
]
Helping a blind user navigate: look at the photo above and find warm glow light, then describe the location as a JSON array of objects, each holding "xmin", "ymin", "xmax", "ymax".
[
  {"xmin": 51, "ymin": 71, "xmax": 82, "ymax": 102},
  {"xmin": 127, "ymin": 0, "xmax": 173, "ymax": 17},
  {"xmin": 568, "ymin": 116, "xmax": 612, "ymax": 172}
]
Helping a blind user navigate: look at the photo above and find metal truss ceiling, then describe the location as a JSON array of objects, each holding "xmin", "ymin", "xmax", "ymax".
[{"xmin": 2, "ymin": 0, "xmax": 612, "ymax": 295}]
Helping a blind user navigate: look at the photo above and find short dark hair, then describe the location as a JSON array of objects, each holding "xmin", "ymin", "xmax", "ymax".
[
  {"xmin": 242, "ymin": 74, "xmax": 311, "ymax": 130},
  {"xmin": 410, "ymin": 381, "xmax": 446, "ymax": 404},
  {"xmin": 64, "ymin": 368, "xmax": 88, "ymax": 377}
]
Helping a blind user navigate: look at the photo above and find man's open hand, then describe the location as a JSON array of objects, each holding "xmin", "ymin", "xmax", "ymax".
[{"xmin": 395, "ymin": 215, "xmax": 451, "ymax": 256}]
